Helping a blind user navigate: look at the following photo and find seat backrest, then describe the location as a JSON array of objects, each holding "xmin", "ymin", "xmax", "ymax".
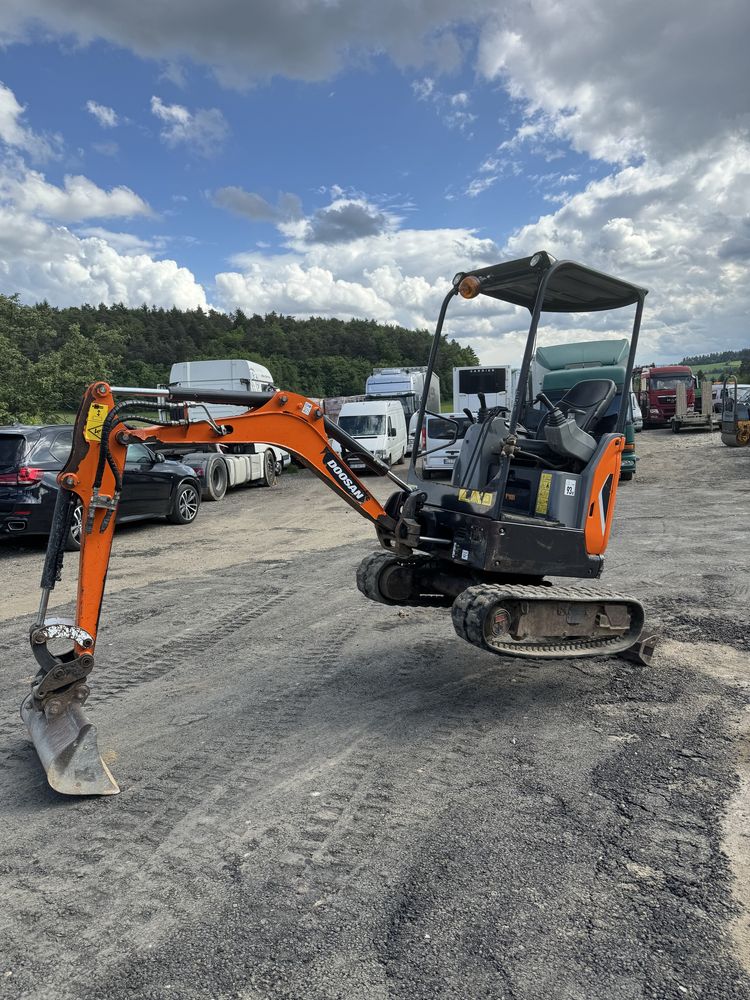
[{"xmin": 536, "ymin": 378, "xmax": 617, "ymax": 439}]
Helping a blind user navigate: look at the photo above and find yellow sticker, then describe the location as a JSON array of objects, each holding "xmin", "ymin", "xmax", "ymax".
[
  {"xmin": 458, "ymin": 488, "xmax": 495, "ymax": 507},
  {"xmin": 84, "ymin": 403, "xmax": 109, "ymax": 442},
  {"xmin": 535, "ymin": 472, "xmax": 552, "ymax": 515}
]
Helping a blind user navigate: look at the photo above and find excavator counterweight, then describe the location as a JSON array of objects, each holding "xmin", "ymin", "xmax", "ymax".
[{"xmin": 22, "ymin": 252, "xmax": 656, "ymax": 796}]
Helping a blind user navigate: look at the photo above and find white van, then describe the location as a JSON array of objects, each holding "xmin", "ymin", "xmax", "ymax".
[
  {"xmin": 712, "ymin": 383, "xmax": 750, "ymax": 412},
  {"xmin": 335, "ymin": 399, "xmax": 407, "ymax": 470},
  {"xmin": 630, "ymin": 391, "xmax": 643, "ymax": 432},
  {"xmin": 421, "ymin": 412, "xmax": 472, "ymax": 478}
]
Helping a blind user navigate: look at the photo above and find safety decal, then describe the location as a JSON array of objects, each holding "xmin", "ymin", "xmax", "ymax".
[
  {"xmin": 323, "ymin": 450, "xmax": 371, "ymax": 504},
  {"xmin": 535, "ymin": 472, "xmax": 552, "ymax": 515},
  {"xmin": 84, "ymin": 403, "xmax": 109, "ymax": 443},
  {"xmin": 457, "ymin": 488, "xmax": 494, "ymax": 507},
  {"xmin": 564, "ymin": 478, "xmax": 577, "ymax": 497}
]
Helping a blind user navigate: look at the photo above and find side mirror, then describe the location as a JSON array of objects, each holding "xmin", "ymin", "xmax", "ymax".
[
  {"xmin": 389, "ymin": 427, "xmax": 397, "ymax": 437},
  {"xmin": 154, "ymin": 451, "xmax": 166, "ymax": 463}
]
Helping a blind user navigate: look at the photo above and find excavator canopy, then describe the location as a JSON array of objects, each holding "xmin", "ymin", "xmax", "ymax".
[{"xmin": 455, "ymin": 254, "xmax": 647, "ymax": 313}]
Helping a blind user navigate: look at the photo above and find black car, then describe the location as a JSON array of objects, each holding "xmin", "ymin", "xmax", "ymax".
[{"xmin": 0, "ymin": 425, "xmax": 202, "ymax": 550}]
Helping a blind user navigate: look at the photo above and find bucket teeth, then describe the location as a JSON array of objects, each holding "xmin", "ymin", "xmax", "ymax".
[{"xmin": 20, "ymin": 695, "xmax": 120, "ymax": 796}]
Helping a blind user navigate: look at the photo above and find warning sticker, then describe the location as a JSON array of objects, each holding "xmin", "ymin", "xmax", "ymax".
[
  {"xmin": 564, "ymin": 478, "xmax": 577, "ymax": 497},
  {"xmin": 458, "ymin": 488, "xmax": 495, "ymax": 507},
  {"xmin": 301, "ymin": 401, "xmax": 312, "ymax": 416},
  {"xmin": 84, "ymin": 403, "xmax": 109, "ymax": 442},
  {"xmin": 535, "ymin": 472, "xmax": 552, "ymax": 515}
]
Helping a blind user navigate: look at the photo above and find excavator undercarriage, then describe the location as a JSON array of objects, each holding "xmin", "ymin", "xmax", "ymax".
[{"xmin": 22, "ymin": 252, "xmax": 657, "ymax": 796}]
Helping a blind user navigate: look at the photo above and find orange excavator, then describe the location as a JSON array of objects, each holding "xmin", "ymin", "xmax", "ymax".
[{"xmin": 23, "ymin": 252, "xmax": 656, "ymax": 796}]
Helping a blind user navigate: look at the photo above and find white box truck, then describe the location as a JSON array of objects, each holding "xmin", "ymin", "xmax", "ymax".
[
  {"xmin": 163, "ymin": 359, "xmax": 291, "ymax": 500},
  {"xmin": 453, "ymin": 365, "xmax": 513, "ymax": 413},
  {"xmin": 365, "ymin": 367, "xmax": 440, "ymax": 454}
]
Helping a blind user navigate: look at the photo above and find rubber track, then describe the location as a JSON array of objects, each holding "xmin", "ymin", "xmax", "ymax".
[
  {"xmin": 356, "ymin": 551, "xmax": 450, "ymax": 608},
  {"xmin": 452, "ymin": 583, "xmax": 645, "ymax": 660},
  {"xmin": 356, "ymin": 551, "xmax": 425, "ymax": 606}
]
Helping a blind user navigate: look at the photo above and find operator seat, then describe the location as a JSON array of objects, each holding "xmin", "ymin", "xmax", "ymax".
[{"xmin": 535, "ymin": 378, "xmax": 617, "ymax": 440}]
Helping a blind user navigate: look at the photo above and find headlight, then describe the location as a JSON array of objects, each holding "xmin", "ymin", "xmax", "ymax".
[{"xmin": 375, "ymin": 449, "xmax": 388, "ymax": 459}]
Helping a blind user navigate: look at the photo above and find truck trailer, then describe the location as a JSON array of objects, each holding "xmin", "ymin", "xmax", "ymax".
[
  {"xmin": 164, "ymin": 359, "xmax": 290, "ymax": 499},
  {"xmin": 453, "ymin": 365, "xmax": 513, "ymax": 413}
]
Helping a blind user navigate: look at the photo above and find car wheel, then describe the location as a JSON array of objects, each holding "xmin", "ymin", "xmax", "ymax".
[
  {"xmin": 64, "ymin": 499, "xmax": 83, "ymax": 551},
  {"xmin": 620, "ymin": 470, "xmax": 634, "ymax": 481},
  {"xmin": 168, "ymin": 481, "xmax": 201, "ymax": 524},
  {"xmin": 261, "ymin": 449, "xmax": 277, "ymax": 487},
  {"xmin": 204, "ymin": 455, "xmax": 228, "ymax": 501}
]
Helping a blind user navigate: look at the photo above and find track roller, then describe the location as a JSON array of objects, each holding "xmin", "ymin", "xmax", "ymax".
[{"xmin": 452, "ymin": 583, "xmax": 645, "ymax": 660}]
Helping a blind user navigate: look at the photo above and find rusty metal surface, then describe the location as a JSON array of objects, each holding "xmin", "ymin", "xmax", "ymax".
[{"xmin": 20, "ymin": 696, "xmax": 120, "ymax": 796}]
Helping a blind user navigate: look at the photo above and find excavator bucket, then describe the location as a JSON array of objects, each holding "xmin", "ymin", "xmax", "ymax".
[{"xmin": 20, "ymin": 695, "xmax": 119, "ymax": 796}]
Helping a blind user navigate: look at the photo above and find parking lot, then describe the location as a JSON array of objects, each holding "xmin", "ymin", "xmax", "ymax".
[{"xmin": 1, "ymin": 430, "xmax": 749, "ymax": 1000}]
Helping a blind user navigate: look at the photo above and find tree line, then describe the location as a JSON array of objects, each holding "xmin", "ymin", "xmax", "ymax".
[
  {"xmin": 0, "ymin": 295, "xmax": 479, "ymax": 424},
  {"xmin": 680, "ymin": 348, "xmax": 750, "ymax": 365}
]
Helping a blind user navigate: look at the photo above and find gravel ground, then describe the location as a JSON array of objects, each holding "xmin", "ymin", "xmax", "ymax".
[{"xmin": 0, "ymin": 429, "xmax": 748, "ymax": 1000}]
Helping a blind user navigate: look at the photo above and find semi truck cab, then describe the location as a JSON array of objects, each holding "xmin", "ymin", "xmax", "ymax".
[{"xmin": 634, "ymin": 365, "xmax": 694, "ymax": 427}]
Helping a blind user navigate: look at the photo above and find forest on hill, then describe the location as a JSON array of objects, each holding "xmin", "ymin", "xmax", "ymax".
[{"xmin": 0, "ymin": 295, "xmax": 479, "ymax": 423}]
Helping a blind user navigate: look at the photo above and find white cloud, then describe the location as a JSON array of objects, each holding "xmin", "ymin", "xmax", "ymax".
[
  {"xmin": 500, "ymin": 134, "xmax": 750, "ymax": 359},
  {"xmin": 85, "ymin": 99, "xmax": 118, "ymax": 128},
  {"xmin": 216, "ymin": 226, "xmax": 500, "ymax": 333},
  {"xmin": 0, "ymin": 3, "xmax": 494, "ymax": 86},
  {"xmin": 91, "ymin": 140, "xmax": 119, "ymax": 157},
  {"xmin": 0, "ymin": 207, "xmax": 208, "ymax": 309},
  {"xmin": 411, "ymin": 76, "xmax": 477, "ymax": 134},
  {"xmin": 476, "ymin": 0, "xmax": 749, "ymax": 165},
  {"xmin": 150, "ymin": 96, "xmax": 228, "ymax": 155},
  {"xmin": 212, "ymin": 186, "xmax": 302, "ymax": 223},
  {"xmin": 466, "ymin": 175, "xmax": 498, "ymax": 198},
  {"xmin": 1, "ymin": 168, "xmax": 151, "ymax": 221},
  {"xmin": 76, "ymin": 227, "xmax": 165, "ymax": 255},
  {"xmin": 0, "ymin": 81, "xmax": 58, "ymax": 159}
]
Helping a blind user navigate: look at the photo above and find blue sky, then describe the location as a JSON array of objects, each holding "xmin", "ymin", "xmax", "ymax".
[{"xmin": 0, "ymin": 1, "xmax": 747, "ymax": 366}]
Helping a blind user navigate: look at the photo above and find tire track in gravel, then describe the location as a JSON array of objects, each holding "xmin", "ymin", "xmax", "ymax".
[
  {"xmin": 0, "ymin": 587, "xmax": 293, "ymax": 774},
  {"xmin": 2, "ymin": 598, "xmax": 374, "ymax": 1000},
  {"xmin": 76, "ymin": 620, "xmax": 547, "ymax": 1000}
]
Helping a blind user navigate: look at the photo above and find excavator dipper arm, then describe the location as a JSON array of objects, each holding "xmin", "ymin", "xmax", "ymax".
[{"xmin": 23, "ymin": 381, "xmax": 412, "ymax": 796}]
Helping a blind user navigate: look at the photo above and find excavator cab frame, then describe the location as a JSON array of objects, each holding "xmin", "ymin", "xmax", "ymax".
[
  {"xmin": 22, "ymin": 251, "xmax": 652, "ymax": 798},
  {"xmin": 407, "ymin": 252, "xmax": 646, "ymax": 578}
]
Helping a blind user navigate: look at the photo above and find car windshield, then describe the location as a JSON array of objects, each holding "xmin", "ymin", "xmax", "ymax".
[
  {"xmin": 0, "ymin": 434, "xmax": 24, "ymax": 473},
  {"xmin": 651, "ymin": 375, "xmax": 692, "ymax": 389},
  {"xmin": 427, "ymin": 417, "xmax": 471, "ymax": 441},
  {"xmin": 339, "ymin": 414, "xmax": 386, "ymax": 437},
  {"xmin": 27, "ymin": 427, "xmax": 74, "ymax": 469}
]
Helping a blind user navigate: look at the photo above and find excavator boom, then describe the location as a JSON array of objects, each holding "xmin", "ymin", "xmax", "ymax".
[{"xmin": 23, "ymin": 382, "xmax": 412, "ymax": 795}]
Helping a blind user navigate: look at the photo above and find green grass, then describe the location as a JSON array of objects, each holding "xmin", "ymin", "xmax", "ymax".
[{"xmin": 694, "ymin": 360, "xmax": 741, "ymax": 377}]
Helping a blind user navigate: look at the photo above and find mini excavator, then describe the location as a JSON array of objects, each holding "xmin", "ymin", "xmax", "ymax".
[{"xmin": 23, "ymin": 252, "xmax": 656, "ymax": 796}]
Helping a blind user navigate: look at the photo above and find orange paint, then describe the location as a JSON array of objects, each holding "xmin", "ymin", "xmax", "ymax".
[{"xmin": 584, "ymin": 436, "xmax": 623, "ymax": 556}]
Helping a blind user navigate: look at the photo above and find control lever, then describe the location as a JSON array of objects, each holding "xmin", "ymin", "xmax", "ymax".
[
  {"xmin": 477, "ymin": 392, "xmax": 488, "ymax": 423},
  {"xmin": 463, "ymin": 408, "xmax": 476, "ymax": 424}
]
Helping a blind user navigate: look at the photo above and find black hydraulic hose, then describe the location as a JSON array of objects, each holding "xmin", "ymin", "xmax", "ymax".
[
  {"xmin": 93, "ymin": 400, "xmax": 168, "ymax": 492},
  {"xmin": 40, "ymin": 489, "xmax": 75, "ymax": 591}
]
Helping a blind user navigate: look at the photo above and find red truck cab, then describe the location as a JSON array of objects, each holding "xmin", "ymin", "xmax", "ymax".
[{"xmin": 633, "ymin": 365, "xmax": 694, "ymax": 427}]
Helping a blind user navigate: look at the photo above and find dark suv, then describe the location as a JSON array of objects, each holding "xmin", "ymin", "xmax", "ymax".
[{"xmin": 0, "ymin": 425, "xmax": 202, "ymax": 550}]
